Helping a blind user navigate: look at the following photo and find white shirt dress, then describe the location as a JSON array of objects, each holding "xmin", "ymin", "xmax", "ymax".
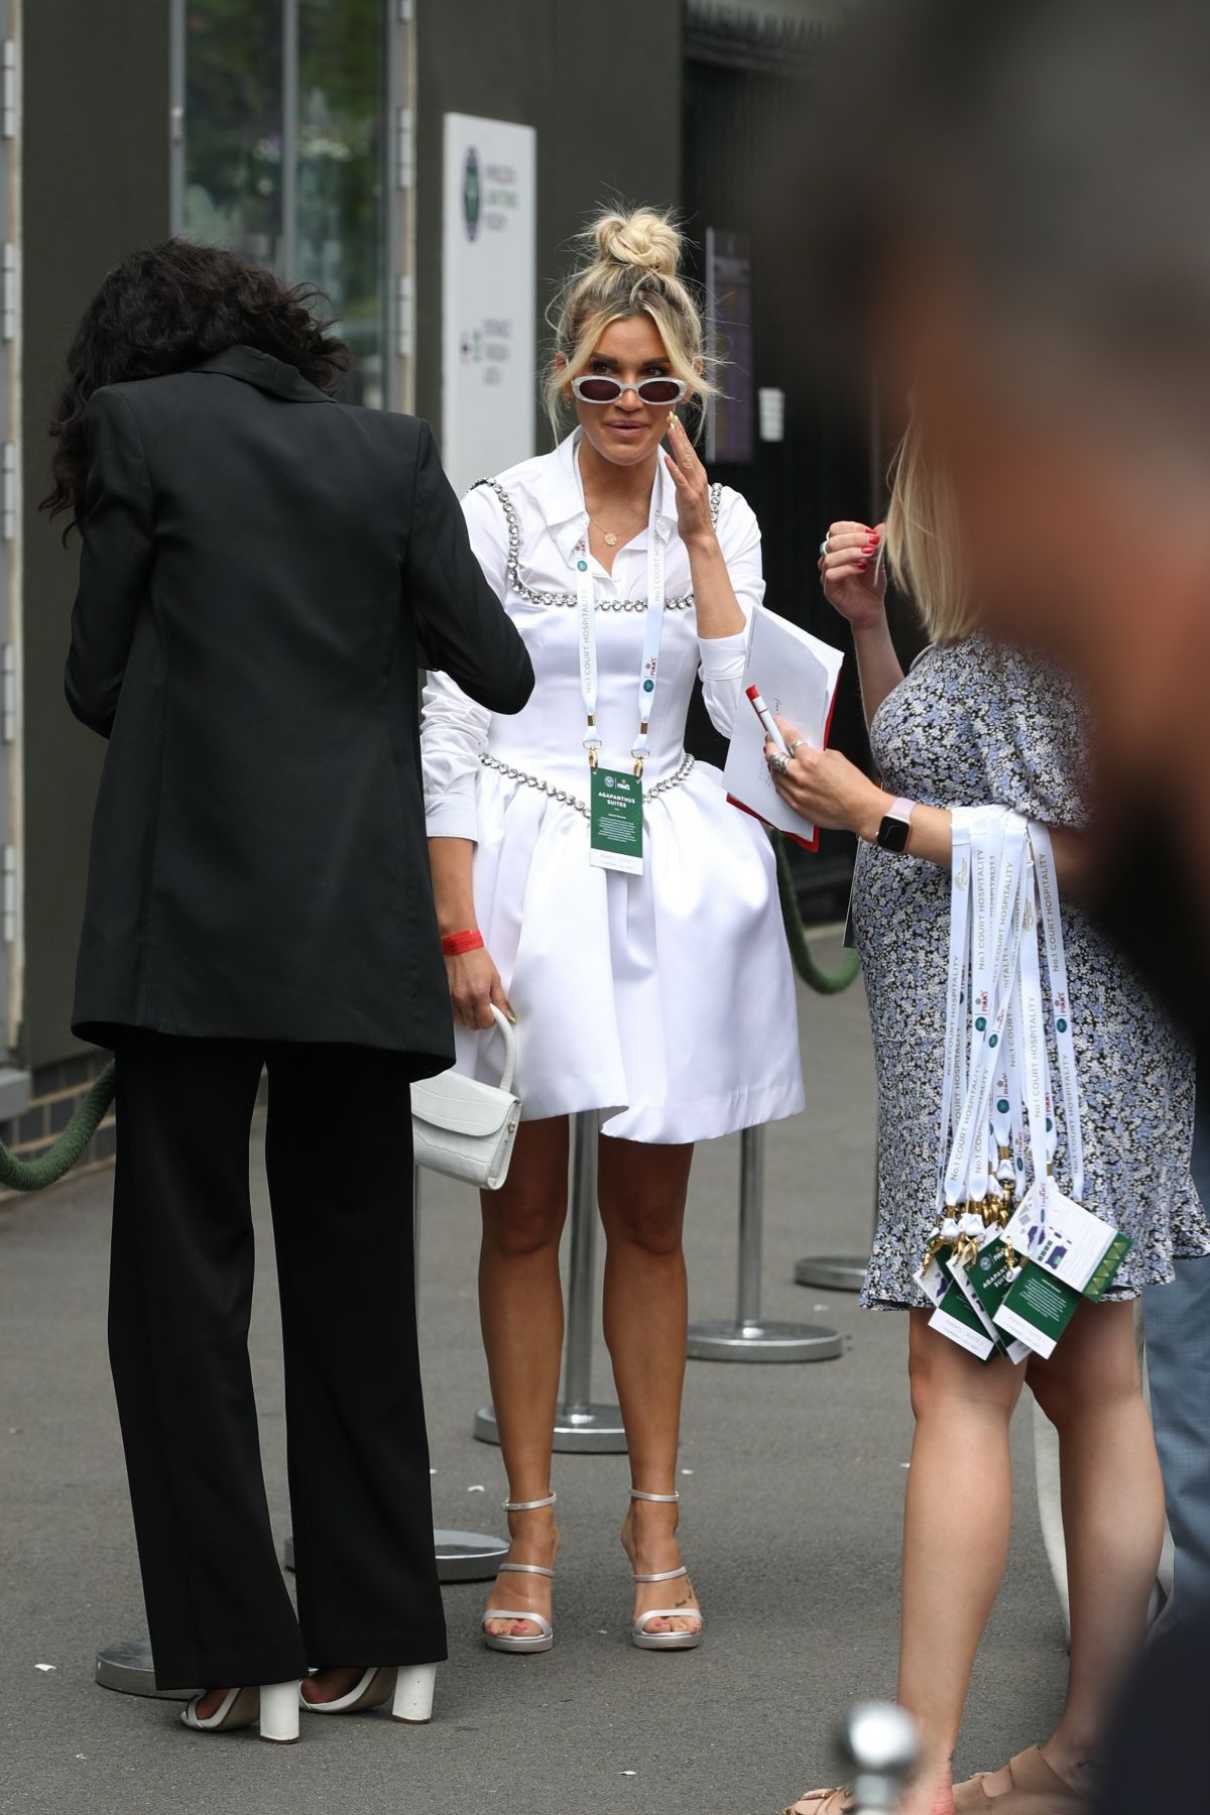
[{"xmin": 421, "ymin": 431, "xmax": 804, "ymax": 1145}]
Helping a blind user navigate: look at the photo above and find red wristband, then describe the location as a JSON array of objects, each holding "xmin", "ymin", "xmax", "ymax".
[{"xmin": 441, "ymin": 929, "xmax": 484, "ymax": 957}]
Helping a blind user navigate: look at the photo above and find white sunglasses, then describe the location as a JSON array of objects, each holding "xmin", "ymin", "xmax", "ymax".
[{"xmin": 570, "ymin": 374, "xmax": 688, "ymax": 407}]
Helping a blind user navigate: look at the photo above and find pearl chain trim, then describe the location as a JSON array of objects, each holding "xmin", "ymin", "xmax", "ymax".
[
  {"xmin": 471, "ymin": 477, "xmax": 724, "ymax": 613},
  {"xmin": 480, "ymin": 751, "xmax": 696, "ymax": 819}
]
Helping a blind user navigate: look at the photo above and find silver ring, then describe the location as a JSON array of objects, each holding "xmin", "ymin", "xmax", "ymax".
[
  {"xmin": 767, "ymin": 751, "xmax": 791, "ymax": 777},
  {"xmin": 818, "ymin": 536, "xmax": 829, "ymax": 557},
  {"xmin": 786, "ymin": 739, "xmax": 804, "ymax": 756}
]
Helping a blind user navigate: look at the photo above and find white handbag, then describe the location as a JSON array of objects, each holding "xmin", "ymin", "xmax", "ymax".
[{"xmin": 410, "ymin": 1006, "xmax": 521, "ymax": 1192}]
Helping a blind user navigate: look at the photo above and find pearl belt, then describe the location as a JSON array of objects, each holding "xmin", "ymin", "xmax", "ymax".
[{"xmin": 480, "ymin": 751, "xmax": 696, "ymax": 821}]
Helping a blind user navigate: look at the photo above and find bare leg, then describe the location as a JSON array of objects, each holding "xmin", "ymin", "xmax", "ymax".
[
  {"xmin": 1025, "ymin": 1302, "xmax": 1163, "ymax": 1794},
  {"xmin": 478, "ymin": 1117, "xmax": 570, "ymax": 1640},
  {"xmin": 898, "ymin": 1312, "xmax": 1028, "ymax": 1815},
  {"xmin": 597, "ymin": 1133, "xmax": 700, "ymax": 1636}
]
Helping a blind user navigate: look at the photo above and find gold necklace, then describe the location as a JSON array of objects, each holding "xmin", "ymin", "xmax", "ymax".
[{"xmin": 588, "ymin": 510, "xmax": 644, "ymax": 550}]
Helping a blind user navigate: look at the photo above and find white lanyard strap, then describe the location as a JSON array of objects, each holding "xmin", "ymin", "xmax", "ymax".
[
  {"xmin": 1015, "ymin": 855, "xmax": 1054, "ymax": 1205},
  {"xmin": 968, "ymin": 807, "xmax": 1006, "ymax": 1208},
  {"xmin": 575, "ymin": 552, "xmax": 602, "ymax": 765},
  {"xmin": 991, "ymin": 998, "xmax": 1022, "ymax": 1189},
  {"xmin": 574, "ymin": 488, "xmax": 667, "ymax": 776},
  {"xmin": 632, "ymin": 533, "xmax": 665, "ymax": 771},
  {"xmin": 937, "ymin": 813, "xmax": 973, "ymax": 1215},
  {"xmin": 1029, "ymin": 823, "xmax": 1085, "ymax": 1201}
]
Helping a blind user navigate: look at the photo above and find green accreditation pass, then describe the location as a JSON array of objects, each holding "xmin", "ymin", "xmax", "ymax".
[
  {"xmin": 590, "ymin": 767, "xmax": 644, "ymax": 876},
  {"xmin": 994, "ymin": 1262, "xmax": 1081, "ymax": 1360},
  {"xmin": 931, "ymin": 1274, "xmax": 998, "ymax": 1362},
  {"xmin": 990, "ymin": 1186, "xmax": 1131, "ymax": 1359},
  {"xmin": 953, "ymin": 1236, "xmax": 1032, "ymax": 1363}
]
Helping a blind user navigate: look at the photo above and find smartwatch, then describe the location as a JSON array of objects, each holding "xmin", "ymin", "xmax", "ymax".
[{"xmin": 876, "ymin": 796, "xmax": 916, "ymax": 854}]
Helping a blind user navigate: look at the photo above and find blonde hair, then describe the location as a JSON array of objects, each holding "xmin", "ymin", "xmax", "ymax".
[
  {"xmin": 884, "ymin": 418, "xmax": 972, "ymax": 643},
  {"xmin": 544, "ymin": 206, "xmax": 716, "ymax": 440}
]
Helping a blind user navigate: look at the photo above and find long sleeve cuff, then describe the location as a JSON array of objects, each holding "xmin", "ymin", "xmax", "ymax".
[
  {"xmin": 697, "ymin": 627, "xmax": 749, "ymax": 681},
  {"xmin": 424, "ymin": 796, "xmax": 480, "ymax": 842}
]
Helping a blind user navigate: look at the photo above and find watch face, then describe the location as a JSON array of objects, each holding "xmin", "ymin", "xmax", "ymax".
[{"xmin": 877, "ymin": 813, "xmax": 911, "ymax": 854}]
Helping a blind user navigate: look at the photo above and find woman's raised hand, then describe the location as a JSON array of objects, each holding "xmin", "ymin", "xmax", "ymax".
[
  {"xmin": 818, "ymin": 521, "xmax": 887, "ymax": 630},
  {"xmin": 663, "ymin": 415, "xmax": 716, "ymax": 551},
  {"xmin": 445, "ymin": 945, "xmax": 515, "ymax": 1032}
]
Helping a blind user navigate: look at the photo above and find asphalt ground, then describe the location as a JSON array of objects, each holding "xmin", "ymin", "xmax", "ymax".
[{"xmin": 0, "ymin": 940, "xmax": 1067, "ymax": 1815}]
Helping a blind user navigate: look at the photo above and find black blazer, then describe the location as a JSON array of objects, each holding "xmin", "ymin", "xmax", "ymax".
[{"xmin": 66, "ymin": 345, "xmax": 533, "ymax": 1070}]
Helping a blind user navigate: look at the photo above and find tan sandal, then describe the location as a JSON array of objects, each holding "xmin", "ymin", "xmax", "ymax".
[
  {"xmin": 954, "ymin": 1746, "xmax": 1087, "ymax": 1809},
  {"xmin": 783, "ymin": 1789, "xmax": 856, "ymax": 1814}
]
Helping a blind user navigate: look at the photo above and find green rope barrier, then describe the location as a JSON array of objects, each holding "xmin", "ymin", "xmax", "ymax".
[
  {"xmin": 0, "ymin": 1062, "xmax": 115, "ymax": 1191},
  {"xmin": 774, "ymin": 832, "xmax": 862, "ymax": 995}
]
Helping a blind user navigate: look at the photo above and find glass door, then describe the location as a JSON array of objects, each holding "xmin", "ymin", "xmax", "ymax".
[{"xmin": 173, "ymin": 0, "xmax": 415, "ymax": 411}]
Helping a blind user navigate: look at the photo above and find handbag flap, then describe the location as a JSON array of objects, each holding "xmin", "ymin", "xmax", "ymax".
[{"xmin": 411, "ymin": 1069, "xmax": 517, "ymax": 1139}]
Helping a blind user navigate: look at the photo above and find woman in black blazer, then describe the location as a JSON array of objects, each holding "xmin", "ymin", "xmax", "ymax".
[{"xmin": 45, "ymin": 241, "xmax": 533, "ymax": 1740}]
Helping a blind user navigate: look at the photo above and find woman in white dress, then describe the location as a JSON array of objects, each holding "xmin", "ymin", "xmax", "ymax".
[{"xmin": 421, "ymin": 207, "xmax": 803, "ymax": 1656}]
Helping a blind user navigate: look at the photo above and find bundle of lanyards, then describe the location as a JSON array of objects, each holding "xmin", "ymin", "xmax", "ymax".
[{"xmin": 915, "ymin": 806, "xmax": 1130, "ymax": 1362}]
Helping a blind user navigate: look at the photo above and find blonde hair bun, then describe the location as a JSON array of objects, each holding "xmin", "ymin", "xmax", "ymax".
[
  {"xmin": 543, "ymin": 200, "xmax": 716, "ymax": 439},
  {"xmin": 591, "ymin": 208, "xmax": 682, "ymax": 279}
]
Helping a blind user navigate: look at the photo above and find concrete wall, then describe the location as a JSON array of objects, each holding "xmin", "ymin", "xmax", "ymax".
[
  {"xmin": 22, "ymin": 0, "xmax": 171, "ymax": 1068},
  {"xmin": 413, "ymin": 0, "xmax": 683, "ymax": 454}
]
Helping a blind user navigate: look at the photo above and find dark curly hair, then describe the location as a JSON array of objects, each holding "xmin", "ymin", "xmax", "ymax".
[{"xmin": 42, "ymin": 239, "xmax": 350, "ymax": 531}]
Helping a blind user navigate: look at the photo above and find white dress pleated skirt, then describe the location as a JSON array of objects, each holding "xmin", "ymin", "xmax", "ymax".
[{"xmin": 456, "ymin": 759, "xmax": 805, "ymax": 1144}]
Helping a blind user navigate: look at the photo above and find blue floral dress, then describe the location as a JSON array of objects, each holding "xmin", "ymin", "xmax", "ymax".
[{"xmin": 852, "ymin": 635, "xmax": 1207, "ymax": 1309}]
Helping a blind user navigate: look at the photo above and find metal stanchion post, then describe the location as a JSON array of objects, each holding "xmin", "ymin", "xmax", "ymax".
[
  {"xmin": 838, "ymin": 1702, "xmax": 919, "ymax": 1813},
  {"xmin": 475, "ymin": 1111, "xmax": 626, "ymax": 1452},
  {"xmin": 687, "ymin": 1126, "xmax": 842, "ymax": 1361},
  {"xmin": 95, "ymin": 1639, "xmax": 189, "ymax": 1701},
  {"xmin": 793, "ymin": 1154, "xmax": 878, "ymax": 1294},
  {"xmin": 414, "ymin": 1166, "xmax": 509, "ymax": 1580}
]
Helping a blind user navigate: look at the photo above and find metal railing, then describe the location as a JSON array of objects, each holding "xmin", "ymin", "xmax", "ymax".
[{"xmin": 687, "ymin": 1125, "xmax": 842, "ymax": 1362}]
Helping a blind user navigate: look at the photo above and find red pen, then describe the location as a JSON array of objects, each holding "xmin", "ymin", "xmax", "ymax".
[{"xmin": 746, "ymin": 684, "xmax": 790, "ymax": 754}]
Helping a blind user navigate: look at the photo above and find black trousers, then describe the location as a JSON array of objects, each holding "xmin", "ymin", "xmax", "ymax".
[{"xmin": 108, "ymin": 1033, "xmax": 446, "ymax": 1689}]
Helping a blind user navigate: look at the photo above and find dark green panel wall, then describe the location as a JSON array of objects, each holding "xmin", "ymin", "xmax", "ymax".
[
  {"xmin": 414, "ymin": 0, "xmax": 683, "ymax": 451},
  {"xmin": 22, "ymin": 0, "xmax": 170, "ymax": 1068}
]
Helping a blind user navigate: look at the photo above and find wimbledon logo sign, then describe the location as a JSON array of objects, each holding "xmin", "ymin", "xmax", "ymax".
[{"xmin": 463, "ymin": 147, "xmax": 481, "ymax": 242}]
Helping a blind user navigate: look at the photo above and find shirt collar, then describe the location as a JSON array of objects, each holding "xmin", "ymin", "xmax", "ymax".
[
  {"xmin": 191, "ymin": 344, "xmax": 333, "ymax": 404},
  {"xmin": 531, "ymin": 429, "xmax": 678, "ymax": 566}
]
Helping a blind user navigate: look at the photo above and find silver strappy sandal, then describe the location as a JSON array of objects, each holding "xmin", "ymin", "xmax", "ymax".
[
  {"xmin": 481, "ymin": 1491, "xmax": 557, "ymax": 1655},
  {"xmin": 628, "ymin": 1489, "xmax": 703, "ymax": 1651}
]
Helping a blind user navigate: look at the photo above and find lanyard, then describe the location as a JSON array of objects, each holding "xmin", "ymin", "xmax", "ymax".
[
  {"xmin": 575, "ymin": 486, "xmax": 667, "ymax": 777},
  {"xmin": 936, "ymin": 813, "xmax": 973, "ymax": 1219},
  {"xmin": 990, "ymin": 999, "xmax": 1024, "ymax": 1198},
  {"xmin": 968, "ymin": 807, "xmax": 1006, "ymax": 1210},
  {"xmin": 1015, "ymin": 855, "xmax": 1056, "ymax": 1205},
  {"xmin": 942, "ymin": 812, "xmax": 1028, "ymax": 1223},
  {"xmin": 1028, "ymin": 824, "xmax": 1084, "ymax": 1201}
]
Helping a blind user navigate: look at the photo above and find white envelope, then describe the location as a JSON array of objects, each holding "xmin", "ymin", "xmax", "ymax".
[{"xmin": 722, "ymin": 604, "xmax": 845, "ymax": 850}]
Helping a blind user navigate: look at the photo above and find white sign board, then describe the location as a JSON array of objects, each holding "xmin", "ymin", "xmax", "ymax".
[{"xmin": 442, "ymin": 114, "xmax": 537, "ymax": 496}]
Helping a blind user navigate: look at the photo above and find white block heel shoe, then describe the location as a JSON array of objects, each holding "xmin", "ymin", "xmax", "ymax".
[
  {"xmin": 481, "ymin": 1491, "xmax": 557, "ymax": 1654},
  {"xmin": 628, "ymin": 1489, "xmax": 703, "ymax": 1652},
  {"xmin": 299, "ymin": 1663, "xmax": 438, "ymax": 1722},
  {"xmin": 391, "ymin": 1663, "xmax": 437, "ymax": 1724},
  {"xmin": 181, "ymin": 1680, "xmax": 301, "ymax": 1743}
]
